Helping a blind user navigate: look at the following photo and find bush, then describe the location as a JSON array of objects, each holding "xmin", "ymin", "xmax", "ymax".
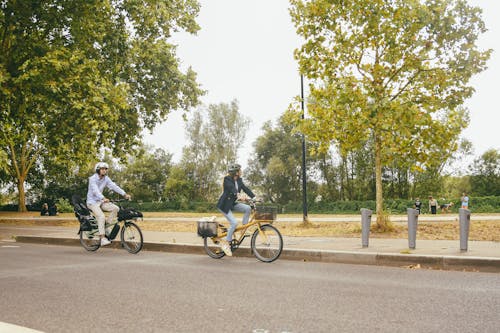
[
  {"xmin": 281, "ymin": 196, "xmax": 500, "ymax": 214},
  {"xmin": 1, "ymin": 196, "xmax": 499, "ymax": 213},
  {"xmin": 55, "ymin": 198, "xmax": 73, "ymax": 213}
]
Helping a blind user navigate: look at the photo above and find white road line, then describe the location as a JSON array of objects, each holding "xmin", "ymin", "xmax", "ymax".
[{"xmin": 0, "ymin": 322, "xmax": 44, "ymax": 333}]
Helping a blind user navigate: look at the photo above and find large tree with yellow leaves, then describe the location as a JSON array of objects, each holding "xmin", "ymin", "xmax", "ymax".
[{"xmin": 287, "ymin": 0, "xmax": 491, "ymax": 229}]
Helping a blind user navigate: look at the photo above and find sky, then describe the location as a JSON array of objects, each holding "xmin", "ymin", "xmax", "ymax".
[{"xmin": 144, "ymin": 0, "xmax": 500, "ymax": 168}]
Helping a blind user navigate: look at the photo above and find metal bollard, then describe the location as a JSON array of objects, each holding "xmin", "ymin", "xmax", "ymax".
[
  {"xmin": 407, "ymin": 208, "xmax": 419, "ymax": 249},
  {"xmin": 361, "ymin": 208, "xmax": 372, "ymax": 247},
  {"xmin": 459, "ymin": 208, "xmax": 471, "ymax": 251}
]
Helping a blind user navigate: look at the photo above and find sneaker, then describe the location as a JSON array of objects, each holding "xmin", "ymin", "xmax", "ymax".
[
  {"xmin": 100, "ymin": 238, "xmax": 111, "ymax": 246},
  {"xmin": 219, "ymin": 239, "xmax": 232, "ymax": 257}
]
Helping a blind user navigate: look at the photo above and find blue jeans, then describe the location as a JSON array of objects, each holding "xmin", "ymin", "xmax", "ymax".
[{"xmin": 219, "ymin": 203, "xmax": 252, "ymax": 242}]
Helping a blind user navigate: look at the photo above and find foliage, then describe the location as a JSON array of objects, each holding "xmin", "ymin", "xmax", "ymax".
[
  {"xmin": 179, "ymin": 100, "xmax": 250, "ymax": 201},
  {"xmin": 55, "ymin": 197, "xmax": 73, "ymax": 213},
  {"xmin": 246, "ymin": 116, "xmax": 322, "ymax": 204},
  {"xmin": 280, "ymin": 196, "xmax": 500, "ymax": 214},
  {"xmin": 0, "ymin": 0, "xmax": 203, "ymax": 211},
  {"xmin": 164, "ymin": 165, "xmax": 195, "ymax": 202},
  {"xmin": 123, "ymin": 200, "xmax": 216, "ymax": 213},
  {"xmin": 287, "ymin": 0, "xmax": 491, "ymax": 227},
  {"xmin": 469, "ymin": 149, "xmax": 500, "ymax": 196},
  {"xmin": 113, "ymin": 144, "xmax": 173, "ymax": 202},
  {"xmin": 1, "ymin": 196, "xmax": 499, "ymax": 213},
  {"xmin": 441, "ymin": 175, "xmax": 471, "ymax": 201}
]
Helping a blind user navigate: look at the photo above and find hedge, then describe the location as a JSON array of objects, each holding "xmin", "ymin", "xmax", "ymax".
[{"xmin": 2, "ymin": 196, "xmax": 499, "ymax": 214}]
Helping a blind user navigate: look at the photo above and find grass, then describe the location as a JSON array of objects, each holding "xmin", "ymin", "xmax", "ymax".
[{"xmin": 1, "ymin": 211, "xmax": 499, "ymax": 241}]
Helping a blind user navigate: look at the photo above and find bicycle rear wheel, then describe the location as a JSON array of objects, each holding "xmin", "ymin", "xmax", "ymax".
[
  {"xmin": 251, "ymin": 224, "xmax": 283, "ymax": 262},
  {"xmin": 80, "ymin": 229, "xmax": 100, "ymax": 251},
  {"xmin": 203, "ymin": 237, "xmax": 225, "ymax": 259},
  {"xmin": 120, "ymin": 221, "xmax": 143, "ymax": 254}
]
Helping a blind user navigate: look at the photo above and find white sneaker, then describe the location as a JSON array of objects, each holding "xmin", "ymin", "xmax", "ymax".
[
  {"xmin": 100, "ymin": 238, "xmax": 111, "ymax": 246},
  {"xmin": 219, "ymin": 240, "xmax": 232, "ymax": 257}
]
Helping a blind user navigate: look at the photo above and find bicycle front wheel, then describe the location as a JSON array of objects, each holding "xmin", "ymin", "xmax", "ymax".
[
  {"xmin": 203, "ymin": 237, "xmax": 225, "ymax": 259},
  {"xmin": 80, "ymin": 230, "xmax": 100, "ymax": 251},
  {"xmin": 120, "ymin": 222, "xmax": 143, "ymax": 254},
  {"xmin": 251, "ymin": 224, "xmax": 283, "ymax": 263}
]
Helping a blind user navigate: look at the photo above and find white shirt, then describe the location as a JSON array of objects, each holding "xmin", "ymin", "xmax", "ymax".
[{"xmin": 86, "ymin": 174, "xmax": 126, "ymax": 205}]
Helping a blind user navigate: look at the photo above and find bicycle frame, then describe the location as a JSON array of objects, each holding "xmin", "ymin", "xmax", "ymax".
[
  {"xmin": 213, "ymin": 208, "xmax": 274, "ymax": 249},
  {"xmin": 85, "ymin": 220, "xmax": 121, "ymax": 240}
]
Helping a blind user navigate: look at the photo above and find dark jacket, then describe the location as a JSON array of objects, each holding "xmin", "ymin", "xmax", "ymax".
[{"xmin": 216, "ymin": 176, "xmax": 255, "ymax": 214}]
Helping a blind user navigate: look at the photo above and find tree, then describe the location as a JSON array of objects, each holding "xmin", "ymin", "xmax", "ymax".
[
  {"xmin": 113, "ymin": 145, "xmax": 173, "ymax": 202},
  {"xmin": 0, "ymin": 0, "xmax": 203, "ymax": 211},
  {"xmin": 247, "ymin": 117, "xmax": 321, "ymax": 204},
  {"xmin": 469, "ymin": 149, "xmax": 500, "ymax": 196},
  {"xmin": 180, "ymin": 100, "xmax": 250, "ymax": 201},
  {"xmin": 164, "ymin": 165, "xmax": 194, "ymax": 203},
  {"xmin": 287, "ymin": 0, "xmax": 491, "ymax": 229}
]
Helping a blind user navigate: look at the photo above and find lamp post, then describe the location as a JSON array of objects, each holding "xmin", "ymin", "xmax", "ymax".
[{"xmin": 300, "ymin": 74, "xmax": 308, "ymax": 223}]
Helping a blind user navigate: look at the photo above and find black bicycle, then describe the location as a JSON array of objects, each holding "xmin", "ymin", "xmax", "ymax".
[{"xmin": 72, "ymin": 195, "xmax": 144, "ymax": 254}]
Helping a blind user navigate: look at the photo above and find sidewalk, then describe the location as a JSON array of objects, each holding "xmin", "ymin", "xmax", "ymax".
[{"xmin": 1, "ymin": 224, "xmax": 499, "ymax": 272}]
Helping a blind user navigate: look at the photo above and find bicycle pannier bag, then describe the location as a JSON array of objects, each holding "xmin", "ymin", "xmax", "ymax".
[
  {"xmin": 71, "ymin": 194, "xmax": 96, "ymax": 231},
  {"xmin": 77, "ymin": 215, "xmax": 96, "ymax": 231},
  {"xmin": 197, "ymin": 220, "xmax": 217, "ymax": 237}
]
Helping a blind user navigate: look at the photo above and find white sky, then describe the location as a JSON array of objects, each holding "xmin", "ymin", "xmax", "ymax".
[{"xmin": 144, "ymin": 0, "xmax": 500, "ymax": 168}]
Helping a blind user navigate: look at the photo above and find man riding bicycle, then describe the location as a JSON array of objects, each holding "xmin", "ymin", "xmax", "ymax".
[
  {"xmin": 87, "ymin": 162, "xmax": 131, "ymax": 246},
  {"xmin": 216, "ymin": 163, "xmax": 256, "ymax": 256}
]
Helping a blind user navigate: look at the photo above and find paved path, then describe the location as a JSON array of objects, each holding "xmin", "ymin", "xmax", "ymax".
[
  {"xmin": 1, "ymin": 224, "xmax": 499, "ymax": 272},
  {"xmin": 2, "ymin": 243, "xmax": 499, "ymax": 333}
]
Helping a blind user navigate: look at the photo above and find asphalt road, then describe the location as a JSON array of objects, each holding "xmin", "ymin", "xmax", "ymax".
[{"xmin": 1, "ymin": 242, "xmax": 499, "ymax": 333}]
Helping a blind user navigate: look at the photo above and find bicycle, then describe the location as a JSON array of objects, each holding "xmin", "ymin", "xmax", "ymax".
[
  {"xmin": 71, "ymin": 195, "xmax": 144, "ymax": 254},
  {"xmin": 198, "ymin": 199, "xmax": 283, "ymax": 262}
]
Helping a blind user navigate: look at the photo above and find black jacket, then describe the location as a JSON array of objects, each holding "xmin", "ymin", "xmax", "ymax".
[{"xmin": 216, "ymin": 176, "xmax": 255, "ymax": 214}]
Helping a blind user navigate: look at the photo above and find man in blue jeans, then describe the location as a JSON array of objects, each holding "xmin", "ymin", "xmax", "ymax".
[{"xmin": 216, "ymin": 163, "xmax": 256, "ymax": 256}]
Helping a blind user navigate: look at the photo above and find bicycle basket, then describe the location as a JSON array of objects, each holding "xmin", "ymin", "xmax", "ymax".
[
  {"xmin": 118, "ymin": 208, "xmax": 143, "ymax": 221},
  {"xmin": 255, "ymin": 205, "xmax": 277, "ymax": 222},
  {"xmin": 197, "ymin": 220, "xmax": 217, "ymax": 238}
]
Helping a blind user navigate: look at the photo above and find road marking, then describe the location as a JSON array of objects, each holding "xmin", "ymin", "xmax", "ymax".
[
  {"xmin": 0, "ymin": 321, "xmax": 45, "ymax": 332},
  {"xmin": 1, "ymin": 245, "xmax": 20, "ymax": 248}
]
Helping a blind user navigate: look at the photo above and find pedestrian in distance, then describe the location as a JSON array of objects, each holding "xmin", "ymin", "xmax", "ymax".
[
  {"xmin": 40, "ymin": 203, "xmax": 49, "ymax": 216},
  {"xmin": 48, "ymin": 204, "xmax": 58, "ymax": 216},
  {"xmin": 428, "ymin": 196, "xmax": 438, "ymax": 214},
  {"xmin": 461, "ymin": 192, "xmax": 469, "ymax": 209},
  {"xmin": 86, "ymin": 162, "xmax": 131, "ymax": 246},
  {"xmin": 216, "ymin": 163, "xmax": 256, "ymax": 257},
  {"xmin": 414, "ymin": 197, "xmax": 422, "ymax": 214}
]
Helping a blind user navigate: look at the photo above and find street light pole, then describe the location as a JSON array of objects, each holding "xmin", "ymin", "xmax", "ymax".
[{"xmin": 300, "ymin": 74, "xmax": 308, "ymax": 223}]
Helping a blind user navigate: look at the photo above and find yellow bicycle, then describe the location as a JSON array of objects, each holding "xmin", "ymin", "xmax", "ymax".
[{"xmin": 198, "ymin": 200, "xmax": 283, "ymax": 262}]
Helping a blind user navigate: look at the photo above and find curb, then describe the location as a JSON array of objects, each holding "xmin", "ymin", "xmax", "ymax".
[{"xmin": 14, "ymin": 236, "xmax": 500, "ymax": 273}]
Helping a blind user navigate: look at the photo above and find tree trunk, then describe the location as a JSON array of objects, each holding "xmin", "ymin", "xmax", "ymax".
[
  {"xmin": 17, "ymin": 176, "xmax": 27, "ymax": 212},
  {"xmin": 374, "ymin": 137, "xmax": 386, "ymax": 229}
]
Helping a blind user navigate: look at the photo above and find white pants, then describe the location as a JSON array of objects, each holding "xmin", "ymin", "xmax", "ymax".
[{"xmin": 88, "ymin": 202, "xmax": 119, "ymax": 235}]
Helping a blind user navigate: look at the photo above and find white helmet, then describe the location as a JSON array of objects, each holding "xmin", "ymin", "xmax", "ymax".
[{"xmin": 95, "ymin": 162, "xmax": 109, "ymax": 173}]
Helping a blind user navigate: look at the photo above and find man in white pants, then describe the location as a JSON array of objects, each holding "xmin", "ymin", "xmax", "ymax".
[{"xmin": 87, "ymin": 162, "xmax": 131, "ymax": 246}]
